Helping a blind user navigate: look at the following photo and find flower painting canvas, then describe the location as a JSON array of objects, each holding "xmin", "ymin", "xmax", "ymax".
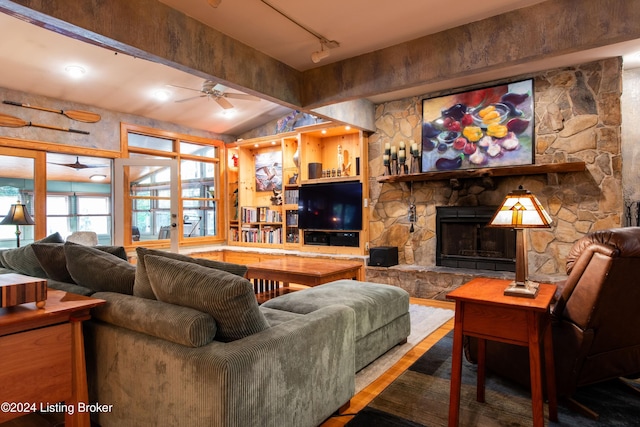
[{"xmin": 421, "ymin": 79, "xmax": 534, "ymax": 173}]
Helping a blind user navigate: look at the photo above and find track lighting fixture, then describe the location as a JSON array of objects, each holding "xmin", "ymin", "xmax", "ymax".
[
  {"xmin": 311, "ymin": 45, "xmax": 330, "ymax": 63},
  {"xmin": 311, "ymin": 39, "xmax": 340, "ymax": 63},
  {"xmin": 260, "ymin": 0, "xmax": 339, "ymax": 64}
]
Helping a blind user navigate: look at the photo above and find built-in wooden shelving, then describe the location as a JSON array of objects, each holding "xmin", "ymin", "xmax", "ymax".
[{"xmin": 376, "ymin": 161, "xmax": 586, "ymax": 184}]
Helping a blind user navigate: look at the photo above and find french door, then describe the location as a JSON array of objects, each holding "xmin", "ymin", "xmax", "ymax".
[{"xmin": 114, "ymin": 158, "xmax": 179, "ymax": 252}]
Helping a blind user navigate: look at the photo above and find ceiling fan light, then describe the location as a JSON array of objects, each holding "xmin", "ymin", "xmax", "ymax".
[{"xmin": 90, "ymin": 174, "xmax": 107, "ymax": 181}]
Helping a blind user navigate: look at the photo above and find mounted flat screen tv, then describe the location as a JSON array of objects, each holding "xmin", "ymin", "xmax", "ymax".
[{"xmin": 298, "ymin": 181, "xmax": 363, "ymax": 231}]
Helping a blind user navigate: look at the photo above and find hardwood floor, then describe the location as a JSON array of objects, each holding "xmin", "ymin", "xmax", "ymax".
[
  {"xmin": 1, "ymin": 297, "xmax": 454, "ymax": 427},
  {"xmin": 320, "ymin": 297, "xmax": 455, "ymax": 427}
]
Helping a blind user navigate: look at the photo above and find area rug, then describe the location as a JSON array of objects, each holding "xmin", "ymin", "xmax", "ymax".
[
  {"xmin": 355, "ymin": 304, "xmax": 454, "ymax": 393},
  {"xmin": 347, "ymin": 331, "xmax": 640, "ymax": 426}
]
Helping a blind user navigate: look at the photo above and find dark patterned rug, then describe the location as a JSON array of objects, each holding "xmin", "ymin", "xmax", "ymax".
[{"xmin": 346, "ymin": 331, "xmax": 640, "ymax": 426}]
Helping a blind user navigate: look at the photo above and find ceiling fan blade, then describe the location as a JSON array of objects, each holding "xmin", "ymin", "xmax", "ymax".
[
  {"xmin": 175, "ymin": 94, "xmax": 206, "ymax": 103},
  {"xmin": 48, "ymin": 156, "xmax": 108, "ymax": 170},
  {"xmin": 215, "ymin": 96, "xmax": 234, "ymax": 110},
  {"xmin": 223, "ymin": 93, "xmax": 260, "ymax": 101},
  {"xmin": 166, "ymin": 83, "xmax": 201, "ymax": 93}
]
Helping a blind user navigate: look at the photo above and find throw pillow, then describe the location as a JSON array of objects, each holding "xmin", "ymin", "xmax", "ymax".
[
  {"xmin": 134, "ymin": 247, "xmax": 248, "ymax": 299},
  {"xmin": 64, "ymin": 243, "xmax": 136, "ymax": 294},
  {"xmin": 32, "ymin": 242, "xmax": 129, "ymax": 283},
  {"xmin": 144, "ymin": 254, "xmax": 269, "ymax": 342},
  {"xmin": 40, "ymin": 232, "xmax": 65, "ymax": 243},
  {"xmin": 0, "ymin": 232, "xmax": 63, "ymax": 277},
  {"xmin": 65, "ymin": 240, "xmax": 128, "ymax": 260},
  {"xmin": 31, "ymin": 243, "xmax": 74, "ymax": 283}
]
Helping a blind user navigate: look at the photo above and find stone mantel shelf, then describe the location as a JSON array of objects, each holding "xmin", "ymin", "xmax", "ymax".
[{"xmin": 376, "ymin": 161, "xmax": 586, "ymax": 184}]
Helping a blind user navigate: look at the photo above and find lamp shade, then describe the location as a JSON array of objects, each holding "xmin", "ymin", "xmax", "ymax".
[
  {"xmin": 0, "ymin": 203, "xmax": 35, "ymax": 226},
  {"xmin": 488, "ymin": 186, "xmax": 552, "ymax": 229}
]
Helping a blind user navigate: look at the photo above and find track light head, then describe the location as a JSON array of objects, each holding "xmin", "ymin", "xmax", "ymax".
[
  {"xmin": 208, "ymin": 0, "xmax": 222, "ymax": 7},
  {"xmin": 311, "ymin": 49, "xmax": 330, "ymax": 63}
]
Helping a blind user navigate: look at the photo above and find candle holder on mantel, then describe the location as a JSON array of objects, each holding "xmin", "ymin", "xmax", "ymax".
[
  {"xmin": 410, "ymin": 143, "xmax": 420, "ymax": 174},
  {"xmin": 398, "ymin": 141, "xmax": 410, "ymax": 174},
  {"xmin": 390, "ymin": 146, "xmax": 398, "ymax": 175},
  {"xmin": 383, "ymin": 143, "xmax": 392, "ymax": 176},
  {"xmin": 398, "ymin": 153, "xmax": 407, "ymax": 175}
]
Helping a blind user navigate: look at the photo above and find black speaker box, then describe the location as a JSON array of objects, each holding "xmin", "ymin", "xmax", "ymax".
[{"xmin": 369, "ymin": 246, "xmax": 398, "ymax": 267}]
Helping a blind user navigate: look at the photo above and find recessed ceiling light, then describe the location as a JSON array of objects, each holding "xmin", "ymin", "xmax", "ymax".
[
  {"xmin": 345, "ymin": 126, "xmax": 351, "ymax": 131},
  {"xmin": 153, "ymin": 89, "xmax": 171, "ymax": 101},
  {"xmin": 64, "ymin": 65, "xmax": 86, "ymax": 78},
  {"xmin": 90, "ymin": 174, "xmax": 106, "ymax": 181}
]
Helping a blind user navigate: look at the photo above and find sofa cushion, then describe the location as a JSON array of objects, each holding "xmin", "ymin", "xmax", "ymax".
[
  {"xmin": 65, "ymin": 243, "xmax": 135, "ymax": 294},
  {"xmin": 31, "ymin": 243, "xmax": 74, "ymax": 283},
  {"xmin": 0, "ymin": 232, "xmax": 64, "ymax": 277},
  {"xmin": 259, "ymin": 306, "xmax": 305, "ymax": 327},
  {"xmin": 134, "ymin": 247, "xmax": 248, "ymax": 299},
  {"xmin": 91, "ymin": 291, "xmax": 217, "ymax": 347},
  {"xmin": 46, "ymin": 278, "xmax": 95, "ymax": 296},
  {"xmin": 144, "ymin": 254, "xmax": 269, "ymax": 342},
  {"xmin": 32, "ymin": 242, "xmax": 129, "ymax": 284},
  {"xmin": 262, "ymin": 279, "xmax": 410, "ymax": 341}
]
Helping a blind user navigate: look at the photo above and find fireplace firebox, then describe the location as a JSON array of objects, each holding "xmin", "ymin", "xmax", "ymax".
[{"xmin": 436, "ymin": 206, "xmax": 516, "ymax": 272}]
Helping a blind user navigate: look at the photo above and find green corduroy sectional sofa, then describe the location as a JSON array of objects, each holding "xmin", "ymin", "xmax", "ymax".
[{"xmin": 0, "ymin": 238, "xmax": 410, "ymax": 427}]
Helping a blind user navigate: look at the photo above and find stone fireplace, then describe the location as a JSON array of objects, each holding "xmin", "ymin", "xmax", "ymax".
[
  {"xmin": 436, "ymin": 206, "xmax": 515, "ymax": 272},
  {"xmin": 366, "ymin": 58, "xmax": 623, "ymax": 300}
]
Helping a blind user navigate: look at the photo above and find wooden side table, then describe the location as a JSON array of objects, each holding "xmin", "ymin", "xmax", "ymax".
[
  {"xmin": 446, "ymin": 277, "xmax": 558, "ymax": 427},
  {"xmin": 0, "ymin": 289, "xmax": 105, "ymax": 427}
]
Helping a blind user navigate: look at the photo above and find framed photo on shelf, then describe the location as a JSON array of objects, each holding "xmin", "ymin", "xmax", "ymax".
[
  {"xmin": 421, "ymin": 79, "xmax": 534, "ymax": 173},
  {"xmin": 255, "ymin": 151, "xmax": 283, "ymax": 192}
]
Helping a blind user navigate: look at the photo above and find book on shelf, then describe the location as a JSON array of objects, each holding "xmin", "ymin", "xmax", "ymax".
[
  {"xmin": 241, "ymin": 206, "xmax": 282, "ymax": 223},
  {"xmin": 286, "ymin": 211, "xmax": 298, "ymax": 226},
  {"xmin": 284, "ymin": 188, "xmax": 299, "ymax": 205}
]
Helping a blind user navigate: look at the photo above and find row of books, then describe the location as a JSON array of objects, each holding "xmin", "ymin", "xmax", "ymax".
[
  {"xmin": 239, "ymin": 226, "xmax": 282, "ymax": 243},
  {"xmin": 284, "ymin": 189, "xmax": 299, "ymax": 205},
  {"xmin": 241, "ymin": 206, "xmax": 283, "ymax": 223}
]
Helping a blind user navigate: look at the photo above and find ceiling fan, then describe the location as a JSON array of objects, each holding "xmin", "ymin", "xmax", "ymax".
[
  {"xmin": 168, "ymin": 80, "xmax": 260, "ymax": 110},
  {"xmin": 48, "ymin": 156, "xmax": 109, "ymax": 170}
]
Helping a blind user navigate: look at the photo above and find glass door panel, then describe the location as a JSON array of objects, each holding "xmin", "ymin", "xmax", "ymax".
[{"xmin": 114, "ymin": 158, "xmax": 178, "ymax": 251}]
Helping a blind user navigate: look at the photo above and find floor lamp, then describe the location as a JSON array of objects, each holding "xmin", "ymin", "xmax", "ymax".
[
  {"xmin": 0, "ymin": 201, "xmax": 35, "ymax": 247},
  {"xmin": 487, "ymin": 186, "xmax": 552, "ymax": 298}
]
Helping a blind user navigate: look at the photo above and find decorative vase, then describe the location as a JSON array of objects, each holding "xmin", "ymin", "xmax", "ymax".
[{"xmin": 293, "ymin": 146, "xmax": 300, "ymax": 168}]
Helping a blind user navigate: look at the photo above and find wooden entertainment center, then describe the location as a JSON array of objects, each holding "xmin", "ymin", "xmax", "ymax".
[{"xmin": 227, "ymin": 123, "xmax": 369, "ymax": 257}]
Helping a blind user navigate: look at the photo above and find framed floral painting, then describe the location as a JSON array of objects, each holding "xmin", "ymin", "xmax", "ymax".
[{"xmin": 421, "ymin": 79, "xmax": 534, "ymax": 172}]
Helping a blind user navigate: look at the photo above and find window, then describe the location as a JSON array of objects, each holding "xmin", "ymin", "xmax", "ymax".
[
  {"xmin": 46, "ymin": 194, "xmax": 111, "ymax": 238},
  {"xmin": 123, "ymin": 124, "xmax": 224, "ymax": 246},
  {"xmin": 45, "ymin": 153, "xmax": 112, "ymax": 244}
]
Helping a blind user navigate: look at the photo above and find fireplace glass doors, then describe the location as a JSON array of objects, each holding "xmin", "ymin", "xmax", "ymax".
[{"xmin": 436, "ymin": 206, "xmax": 516, "ymax": 272}]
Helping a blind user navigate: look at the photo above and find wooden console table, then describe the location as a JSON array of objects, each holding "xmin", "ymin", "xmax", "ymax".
[
  {"xmin": 0, "ymin": 289, "xmax": 105, "ymax": 427},
  {"xmin": 446, "ymin": 278, "xmax": 557, "ymax": 427},
  {"xmin": 246, "ymin": 258, "xmax": 363, "ymax": 303}
]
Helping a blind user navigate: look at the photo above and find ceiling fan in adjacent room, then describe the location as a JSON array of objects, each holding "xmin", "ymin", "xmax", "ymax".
[
  {"xmin": 48, "ymin": 156, "xmax": 109, "ymax": 170},
  {"xmin": 168, "ymin": 80, "xmax": 260, "ymax": 110}
]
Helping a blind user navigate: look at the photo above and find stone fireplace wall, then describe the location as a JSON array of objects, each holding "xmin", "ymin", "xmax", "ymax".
[{"xmin": 366, "ymin": 58, "xmax": 622, "ymax": 295}]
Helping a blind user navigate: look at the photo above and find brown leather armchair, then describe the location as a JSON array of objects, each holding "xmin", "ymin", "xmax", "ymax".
[{"xmin": 466, "ymin": 227, "xmax": 640, "ymax": 411}]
